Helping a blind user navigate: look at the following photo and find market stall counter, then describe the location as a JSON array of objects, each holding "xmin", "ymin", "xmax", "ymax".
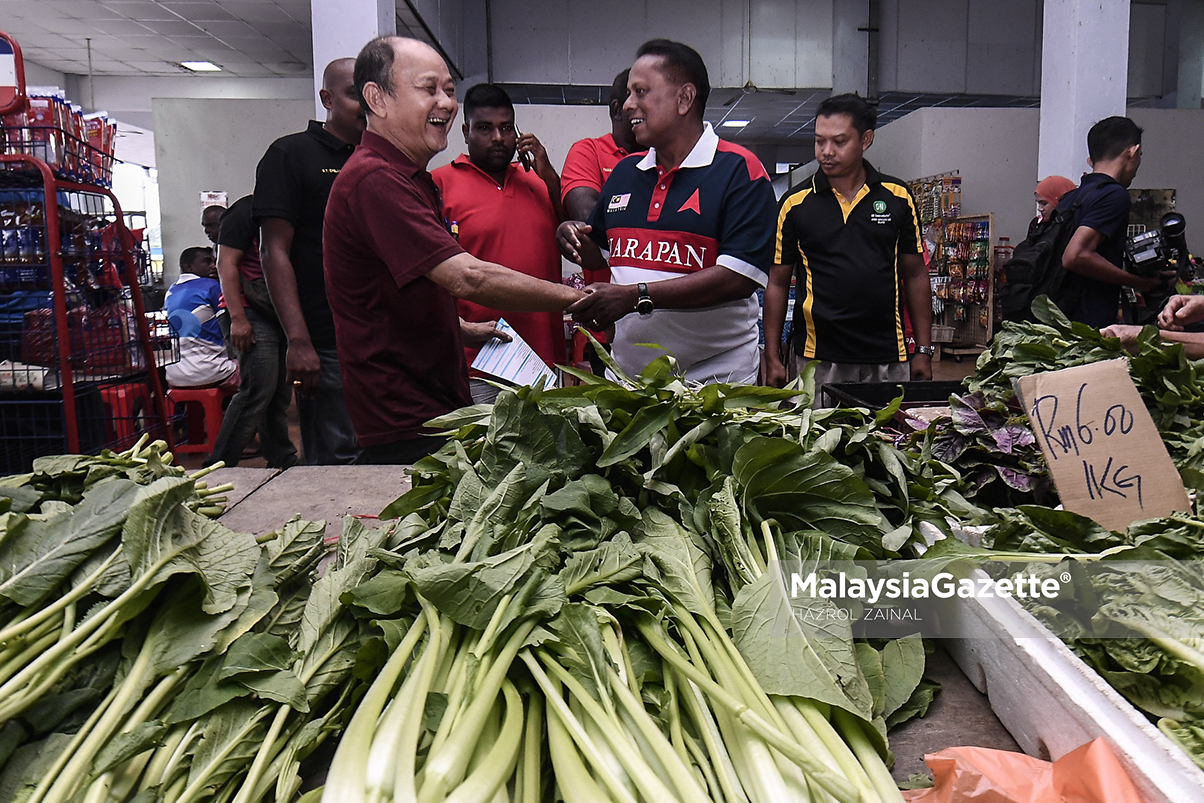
[{"xmin": 209, "ymin": 464, "xmax": 411, "ymax": 538}]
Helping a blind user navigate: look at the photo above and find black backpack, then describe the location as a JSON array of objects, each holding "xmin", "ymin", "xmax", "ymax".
[{"xmin": 997, "ymin": 181, "xmax": 1112, "ymax": 323}]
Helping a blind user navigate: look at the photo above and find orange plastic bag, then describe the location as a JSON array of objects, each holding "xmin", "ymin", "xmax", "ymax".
[{"xmin": 902, "ymin": 738, "xmax": 1147, "ymax": 803}]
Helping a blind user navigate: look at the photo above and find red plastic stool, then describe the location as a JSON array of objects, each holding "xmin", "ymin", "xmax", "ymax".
[
  {"xmin": 100, "ymin": 382, "xmax": 149, "ymax": 447},
  {"xmin": 167, "ymin": 386, "xmax": 234, "ymax": 455}
]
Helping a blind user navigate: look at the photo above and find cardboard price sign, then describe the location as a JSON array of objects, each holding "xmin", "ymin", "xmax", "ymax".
[{"xmin": 1016, "ymin": 359, "xmax": 1189, "ymax": 532}]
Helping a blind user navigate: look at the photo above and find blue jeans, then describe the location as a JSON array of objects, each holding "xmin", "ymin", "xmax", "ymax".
[
  {"xmin": 209, "ymin": 307, "xmax": 297, "ymax": 468},
  {"xmin": 298, "ymin": 344, "xmax": 360, "ymax": 465}
]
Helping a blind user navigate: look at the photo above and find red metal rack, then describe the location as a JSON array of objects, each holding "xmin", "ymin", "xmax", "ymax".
[{"xmin": 0, "ymin": 31, "xmax": 173, "ymax": 472}]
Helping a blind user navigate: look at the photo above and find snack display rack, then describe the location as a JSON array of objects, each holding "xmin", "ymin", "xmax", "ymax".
[
  {"xmin": 910, "ymin": 171, "xmax": 994, "ymax": 357},
  {"xmin": 0, "ymin": 31, "xmax": 173, "ymax": 472}
]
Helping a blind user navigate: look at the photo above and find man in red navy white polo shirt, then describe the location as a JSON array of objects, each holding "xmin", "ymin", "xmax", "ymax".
[{"xmin": 559, "ymin": 39, "xmax": 777, "ymax": 385}]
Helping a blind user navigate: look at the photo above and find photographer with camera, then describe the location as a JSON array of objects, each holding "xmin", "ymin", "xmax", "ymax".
[{"xmin": 1060, "ymin": 116, "xmax": 1175, "ymax": 327}]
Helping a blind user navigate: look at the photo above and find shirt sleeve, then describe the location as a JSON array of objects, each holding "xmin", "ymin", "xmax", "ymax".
[
  {"xmin": 714, "ymin": 168, "xmax": 777, "ymax": 286},
  {"xmin": 1077, "ymin": 184, "xmax": 1130, "ymax": 239},
  {"xmin": 251, "ymin": 142, "xmax": 303, "ymax": 227},
  {"xmin": 896, "ymin": 186, "xmax": 923, "ymax": 256},
  {"xmin": 586, "ymin": 181, "xmax": 610, "ymax": 254},
  {"xmin": 217, "ymin": 197, "xmax": 256, "ymax": 251},
  {"xmin": 775, "ymin": 191, "xmax": 803, "ymax": 265},
  {"xmin": 205, "ymin": 278, "xmax": 223, "ymax": 310},
  {"xmin": 352, "ymin": 170, "xmax": 463, "ymax": 288},
  {"xmin": 560, "ymin": 139, "xmax": 604, "ymax": 202}
]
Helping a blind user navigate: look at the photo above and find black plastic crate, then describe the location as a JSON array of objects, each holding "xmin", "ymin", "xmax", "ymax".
[{"xmin": 822, "ymin": 380, "xmax": 964, "ymax": 411}]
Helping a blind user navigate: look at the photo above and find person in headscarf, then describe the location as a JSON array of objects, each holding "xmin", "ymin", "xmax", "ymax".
[{"xmin": 1028, "ymin": 175, "xmax": 1078, "ymax": 236}]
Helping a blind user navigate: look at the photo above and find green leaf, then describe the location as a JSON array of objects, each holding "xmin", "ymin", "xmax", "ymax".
[
  {"xmin": 560, "ymin": 532, "xmax": 643, "ymax": 596},
  {"xmin": 0, "ymin": 478, "xmax": 138, "ymax": 606},
  {"xmin": 265, "ymin": 517, "xmax": 327, "ymax": 587},
  {"xmin": 730, "ymin": 569, "xmax": 874, "ymax": 720},
  {"xmin": 167, "ymin": 660, "xmax": 254, "ymax": 723},
  {"xmin": 480, "ymin": 392, "xmax": 589, "ymax": 487},
  {"xmin": 218, "ymin": 632, "xmax": 297, "ymax": 679},
  {"xmin": 92, "ymin": 720, "xmax": 169, "ymax": 774},
  {"xmin": 549, "ymin": 603, "xmax": 611, "ymax": 702},
  {"xmin": 425, "ymin": 404, "xmax": 494, "ymax": 431},
  {"xmin": 732, "ymin": 437, "xmax": 890, "ymax": 550},
  {"xmin": 177, "ymin": 511, "xmax": 263, "ymax": 615},
  {"xmin": 144, "ymin": 579, "xmax": 261, "ymax": 680},
  {"xmin": 343, "ymin": 569, "xmax": 410, "ymax": 617},
  {"xmin": 634, "ymin": 507, "xmax": 715, "ymax": 619},
  {"xmin": 0, "ymin": 486, "xmax": 40, "ymax": 515},
  {"xmin": 186, "ymin": 701, "xmax": 271, "ymax": 793},
  {"xmin": 886, "ymin": 678, "xmax": 941, "ymax": 729},
  {"xmin": 238, "ymin": 669, "xmax": 309, "ymax": 709},
  {"xmin": 0, "ymin": 733, "xmax": 75, "ymax": 802},
  {"xmin": 121, "ymin": 476, "xmax": 200, "ymax": 578},
  {"xmin": 598, "ymin": 402, "xmax": 676, "ymax": 467},
  {"xmin": 405, "ymin": 532, "xmax": 552, "ymax": 630},
  {"xmin": 879, "ymin": 634, "xmax": 926, "ymax": 720},
  {"xmin": 855, "ymin": 642, "xmax": 886, "ymax": 718}
]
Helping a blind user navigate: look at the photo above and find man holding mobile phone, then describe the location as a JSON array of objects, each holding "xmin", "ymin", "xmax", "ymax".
[{"xmin": 432, "ymin": 84, "xmax": 567, "ymax": 403}]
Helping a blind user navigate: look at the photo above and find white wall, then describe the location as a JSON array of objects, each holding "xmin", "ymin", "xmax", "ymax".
[
  {"xmin": 85, "ymin": 75, "xmax": 312, "ymax": 132},
  {"xmin": 22, "ymin": 61, "xmax": 66, "ymax": 88},
  {"xmin": 1129, "ymin": 107, "xmax": 1204, "ymax": 236},
  {"xmin": 154, "ymin": 98, "xmax": 609, "ymax": 287},
  {"xmin": 869, "ymin": 106, "xmax": 1204, "ymax": 249},
  {"xmin": 870, "ymin": 107, "xmax": 1040, "ymax": 244},
  {"xmin": 153, "ymin": 97, "xmax": 313, "ymax": 285}
]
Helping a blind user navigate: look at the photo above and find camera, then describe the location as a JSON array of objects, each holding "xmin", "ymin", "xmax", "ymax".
[{"xmin": 1125, "ymin": 211, "xmax": 1193, "ymax": 281}]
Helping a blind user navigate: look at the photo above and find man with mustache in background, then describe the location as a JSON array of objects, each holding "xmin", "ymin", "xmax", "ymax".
[{"xmin": 432, "ymin": 84, "xmax": 567, "ymax": 404}]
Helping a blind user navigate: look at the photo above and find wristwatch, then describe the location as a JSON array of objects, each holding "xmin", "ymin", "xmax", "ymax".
[
  {"xmin": 915, "ymin": 345, "xmax": 936, "ymax": 357},
  {"xmin": 635, "ymin": 282, "xmax": 654, "ymax": 316}
]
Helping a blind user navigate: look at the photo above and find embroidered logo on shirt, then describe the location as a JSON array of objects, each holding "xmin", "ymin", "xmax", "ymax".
[
  {"xmin": 678, "ymin": 188, "xmax": 701, "ymax": 215},
  {"xmin": 608, "ymin": 193, "xmax": 631, "ymax": 212},
  {"xmin": 870, "ymin": 198, "xmax": 892, "ymax": 224}
]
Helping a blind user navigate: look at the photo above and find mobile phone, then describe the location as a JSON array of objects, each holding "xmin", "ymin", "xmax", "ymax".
[{"xmin": 515, "ymin": 124, "xmax": 532, "ymax": 171}]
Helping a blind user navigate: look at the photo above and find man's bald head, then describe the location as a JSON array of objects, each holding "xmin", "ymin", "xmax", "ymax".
[
  {"xmin": 354, "ymin": 35, "xmax": 457, "ymax": 167},
  {"xmin": 322, "ymin": 57, "xmax": 355, "ymax": 91},
  {"xmin": 319, "ymin": 56, "xmax": 366, "ymax": 143},
  {"xmin": 354, "ymin": 36, "xmax": 444, "ymax": 116}
]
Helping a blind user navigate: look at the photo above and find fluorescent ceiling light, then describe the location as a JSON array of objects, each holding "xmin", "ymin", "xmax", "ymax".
[
  {"xmin": 181, "ymin": 61, "xmax": 221, "ymax": 72},
  {"xmin": 721, "ymin": 119, "xmax": 750, "ymax": 128}
]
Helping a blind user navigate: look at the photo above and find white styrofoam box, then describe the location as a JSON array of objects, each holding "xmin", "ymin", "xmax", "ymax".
[{"xmin": 941, "ymin": 572, "xmax": 1204, "ymax": 803}]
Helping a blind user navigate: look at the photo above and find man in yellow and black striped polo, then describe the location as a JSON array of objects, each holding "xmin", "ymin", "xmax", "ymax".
[{"xmin": 763, "ymin": 94, "xmax": 933, "ymax": 403}]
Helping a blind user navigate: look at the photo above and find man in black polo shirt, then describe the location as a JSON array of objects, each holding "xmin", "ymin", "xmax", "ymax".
[
  {"xmin": 1060, "ymin": 116, "xmax": 1167, "ymax": 327},
  {"xmin": 254, "ymin": 57, "xmax": 364, "ymax": 465},
  {"xmin": 764, "ymin": 93, "xmax": 933, "ymax": 402}
]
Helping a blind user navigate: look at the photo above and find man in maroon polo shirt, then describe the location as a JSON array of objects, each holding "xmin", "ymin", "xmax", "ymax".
[{"xmin": 323, "ymin": 36, "xmax": 584, "ymax": 465}]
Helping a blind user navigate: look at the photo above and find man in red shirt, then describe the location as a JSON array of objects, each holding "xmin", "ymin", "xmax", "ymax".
[
  {"xmin": 561, "ymin": 70, "xmax": 639, "ymax": 224},
  {"xmin": 323, "ymin": 37, "xmax": 582, "ymax": 465},
  {"xmin": 432, "ymin": 84, "xmax": 566, "ymax": 404}
]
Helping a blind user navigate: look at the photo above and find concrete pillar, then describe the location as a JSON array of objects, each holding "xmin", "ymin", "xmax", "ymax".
[
  {"xmin": 310, "ymin": 0, "xmax": 395, "ymax": 118},
  {"xmin": 1177, "ymin": 0, "xmax": 1204, "ymax": 108},
  {"xmin": 832, "ymin": 0, "xmax": 868, "ymax": 96},
  {"xmin": 1037, "ymin": 0, "xmax": 1130, "ymax": 182}
]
